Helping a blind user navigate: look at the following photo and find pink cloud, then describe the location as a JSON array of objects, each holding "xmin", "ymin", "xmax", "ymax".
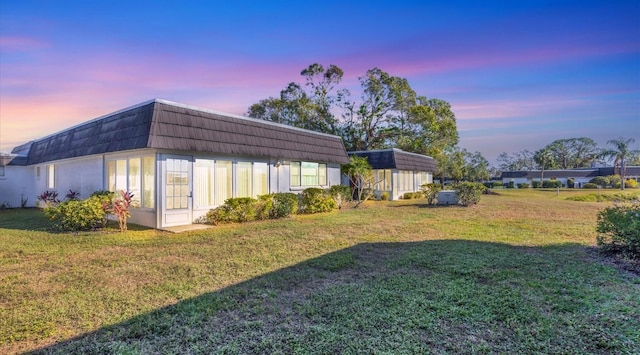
[{"xmin": 0, "ymin": 36, "xmax": 48, "ymax": 51}]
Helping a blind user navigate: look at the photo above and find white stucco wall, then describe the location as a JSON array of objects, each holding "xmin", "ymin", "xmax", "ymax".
[
  {"xmin": 33, "ymin": 156, "xmax": 104, "ymax": 201},
  {"xmin": 0, "ymin": 166, "xmax": 35, "ymax": 208}
]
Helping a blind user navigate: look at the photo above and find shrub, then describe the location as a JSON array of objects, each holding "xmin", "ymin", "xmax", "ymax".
[
  {"xmin": 493, "ymin": 181, "xmax": 503, "ymax": 188},
  {"xmin": 421, "ymin": 183, "xmax": 442, "ymax": 205},
  {"xmin": 589, "ymin": 176, "xmax": 609, "ymax": 187},
  {"xmin": 608, "ymin": 175, "xmax": 622, "ymax": 188},
  {"xmin": 328, "ymin": 185, "xmax": 352, "ymax": 208},
  {"xmin": 451, "ymin": 182, "xmax": 485, "ymax": 206},
  {"xmin": 506, "ymin": 181, "xmax": 515, "ymax": 189},
  {"xmin": 542, "ymin": 180, "xmax": 563, "ymax": 188},
  {"xmin": 207, "ymin": 197, "xmax": 257, "ymax": 225},
  {"xmin": 567, "ymin": 178, "xmax": 575, "ymax": 188},
  {"xmin": 517, "ymin": 183, "xmax": 530, "ymax": 189},
  {"xmin": 380, "ymin": 191, "xmax": 390, "ymax": 201},
  {"xmin": 483, "ymin": 182, "xmax": 494, "ymax": 189},
  {"xmin": 272, "ymin": 192, "xmax": 299, "ymax": 217},
  {"xmin": 625, "ymin": 179, "xmax": 638, "ymax": 188},
  {"xmin": 596, "ymin": 202, "xmax": 640, "ymax": 258},
  {"xmin": 582, "ymin": 183, "xmax": 598, "ymax": 189},
  {"xmin": 531, "ymin": 180, "xmax": 541, "ymax": 188},
  {"xmin": 300, "ymin": 188, "xmax": 337, "ymax": 214},
  {"xmin": 38, "ymin": 190, "xmax": 60, "ymax": 207},
  {"xmin": 65, "ymin": 189, "xmax": 81, "ymax": 201},
  {"xmin": 402, "ymin": 192, "xmax": 415, "ymax": 199},
  {"xmin": 44, "ymin": 196, "xmax": 106, "ymax": 231}
]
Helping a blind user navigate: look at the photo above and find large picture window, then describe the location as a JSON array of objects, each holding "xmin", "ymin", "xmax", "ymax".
[
  {"xmin": 290, "ymin": 161, "xmax": 327, "ymax": 187},
  {"xmin": 106, "ymin": 156, "xmax": 155, "ymax": 208},
  {"xmin": 47, "ymin": 164, "xmax": 56, "ymax": 189},
  {"xmin": 195, "ymin": 160, "xmax": 269, "ymax": 208}
]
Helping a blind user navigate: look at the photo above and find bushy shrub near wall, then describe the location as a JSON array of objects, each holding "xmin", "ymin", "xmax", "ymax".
[
  {"xmin": 582, "ymin": 183, "xmax": 598, "ymax": 189},
  {"xmin": 493, "ymin": 181, "xmax": 503, "ymax": 188},
  {"xmin": 625, "ymin": 179, "xmax": 638, "ymax": 188},
  {"xmin": 517, "ymin": 183, "xmax": 530, "ymax": 189},
  {"xmin": 531, "ymin": 181, "xmax": 541, "ymax": 188},
  {"xmin": 596, "ymin": 202, "xmax": 640, "ymax": 258},
  {"xmin": 207, "ymin": 197, "xmax": 257, "ymax": 225},
  {"xmin": 300, "ymin": 188, "xmax": 337, "ymax": 214},
  {"xmin": 421, "ymin": 183, "xmax": 442, "ymax": 205},
  {"xmin": 380, "ymin": 191, "xmax": 390, "ymax": 201},
  {"xmin": 328, "ymin": 185, "xmax": 352, "ymax": 208},
  {"xmin": 451, "ymin": 182, "xmax": 485, "ymax": 206},
  {"xmin": 262, "ymin": 193, "xmax": 299, "ymax": 219},
  {"xmin": 402, "ymin": 192, "xmax": 415, "ymax": 199},
  {"xmin": 44, "ymin": 196, "xmax": 106, "ymax": 231},
  {"xmin": 542, "ymin": 180, "xmax": 563, "ymax": 188},
  {"xmin": 506, "ymin": 181, "xmax": 515, "ymax": 189}
]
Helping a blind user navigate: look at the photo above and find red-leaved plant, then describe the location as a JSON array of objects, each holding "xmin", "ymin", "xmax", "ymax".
[
  {"xmin": 110, "ymin": 190, "xmax": 133, "ymax": 232},
  {"xmin": 37, "ymin": 191, "xmax": 59, "ymax": 207}
]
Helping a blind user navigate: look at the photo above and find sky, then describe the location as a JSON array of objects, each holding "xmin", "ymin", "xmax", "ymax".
[{"xmin": 1, "ymin": 0, "xmax": 638, "ymax": 164}]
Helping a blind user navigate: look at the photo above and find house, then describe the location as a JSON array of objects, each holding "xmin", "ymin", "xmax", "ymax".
[
  {"xmin": 346, "ymin": 149, "xmax": 436, "ymax": 200},
  {"xmin": 0, "ymin": 99, "xmax": 349, "ymax": 228},
  {"xmin": 501, "ymin": 166, "xmax": 640, "ymax": 188}
]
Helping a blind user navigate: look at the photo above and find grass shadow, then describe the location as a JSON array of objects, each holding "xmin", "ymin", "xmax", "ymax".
[{"xmin": 28, "ymin": 239, "xmax": 640, "ymax": 354}]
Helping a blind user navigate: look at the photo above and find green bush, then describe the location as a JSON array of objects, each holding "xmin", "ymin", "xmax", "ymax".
[
  {"xmin": 583, "ymin": 183, "xmax": 598, "ymax": 189},
  {"xmin": 44, "ymin": 196, "xmax": 106, "ymax": 231},
  {"xmin": 380, "ymin": 191, "xmax": 390, "ymax": 201},
  {"xmin": 589, "ymin": 176, "xmax": 610, "ymax": 187},
  {"xmin": 517, "ymin": 183, "xmax": 530, "ymax": 189},
  {"xmin": 567, "ymin": 178, "xmax": 575, "ymax": 188},
  {"xmin": 625, "ymin": 179, "xmax": 638, "ymax": 188},
  {"xmin": 421, "ymin": 183, "xmax": 442, "ymax": 205},
  {"xmin": 506, "ymin": 181, "xmax": 515, "ymax": 189},
  {"xmin": 531, "ymin": 180, "xmax": 541, "ymax": 188},
  {"xmin": 493, "ymin": 181, "xmax": 503, "ymax": 188},
  {"xmin": 300, "ymin": 188, "xmax": 337, "ymax": 214},
  {"xmin": 596, "ymin": 202, "xmax": 640, "ymax": 258},
  {"xmin": 207, "ymin": 197, "xmax": 257, "ymax": 224},
  {"xmin": 266, "ymin": 193, "xmax": 299, "ymax": 218},
  {"xmin": 542, "ymin": 180, "xmax": 563, "ymax": 188},
  {"xmin": 90, "ymin": 190, "xmax": 116, "ymax": 227},
  {"xmin": 451, "ymin": 182, "xmax": 485, "ymax": 206},
  {"xmin": 328, "ymin": 185, "xmax": 352, "ymax": 208},
  {"xmin": 402, "ymin": 192, "xmax": 415, "ymax": 199}
]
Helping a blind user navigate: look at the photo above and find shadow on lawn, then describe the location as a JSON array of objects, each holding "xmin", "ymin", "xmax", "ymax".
[{"xmin": 29, "ymin": 240, "xmax": 638, "ymax": 354}]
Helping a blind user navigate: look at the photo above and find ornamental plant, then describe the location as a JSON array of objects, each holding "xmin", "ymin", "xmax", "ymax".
[
  {"xmin": 451, "ymin": 182, "xmax": 486, "ymax": 206},
  {"xmin": 421, "ymin": 183, "xmax": 442, "ymax": 205},
  {"xmin": 596, "ymin": 202, "xmax": 640, "ymax": 258}
]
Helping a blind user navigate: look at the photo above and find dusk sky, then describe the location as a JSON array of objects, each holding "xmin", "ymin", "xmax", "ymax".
[{"xmin": 1, "ymin": 0, "xmax": 638, "ymax": 164}]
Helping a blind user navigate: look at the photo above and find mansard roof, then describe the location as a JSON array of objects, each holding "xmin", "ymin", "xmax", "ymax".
[
  {"xmin": 348, "ymin": 148, "xmax": 437, "ymax": 172},
  {"xmin": 16, "ymin": 99, "xmax": 350, "ymax": 165}
]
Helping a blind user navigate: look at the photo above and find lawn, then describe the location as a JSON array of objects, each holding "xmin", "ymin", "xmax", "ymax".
[{"xmin": 1, "ymin": 189, "xmax": 639, "ymax": 354}]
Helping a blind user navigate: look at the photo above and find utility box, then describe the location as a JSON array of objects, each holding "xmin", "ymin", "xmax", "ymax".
[{"xmin": 438, "ymin": 190, "xmax": 458, "ymax": 205}]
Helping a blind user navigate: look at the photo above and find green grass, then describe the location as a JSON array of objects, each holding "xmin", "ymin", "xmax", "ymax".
[{"xmin": 1, "ymin": 190, "xmax": 639, "ymax": 354}]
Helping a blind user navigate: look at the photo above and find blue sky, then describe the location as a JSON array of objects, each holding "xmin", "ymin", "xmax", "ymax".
[{"xmin": 1, "ymin": 0, "xmax": 638, "ymax": 163}]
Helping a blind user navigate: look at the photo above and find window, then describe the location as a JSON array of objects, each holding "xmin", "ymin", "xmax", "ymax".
[
  {"xmin": 47, "ymin": 165, "xmax": 56, "ymax": 189},
  {"xmin": 291, "ymin": 161, "xmax": 327, "ymax": 187},
  {"xmin": 236, "ymin": 162, "xmax": 252, "ymax": 197},
  {"xmin": 399, "ymin": 170, "xmax": 414, "ymax": 191},
  {"xmin": 166, "ymin": 158, "xmax": 189, "ymax": 210},
  {"xmin": 36, "ymin": 166, "xmax": 40, "ymax": 178},
  {"xmin": 106, "ymin": 156, "xmax": 155, "ymax": 208},
  {"xmin": 374, "ymin": 169, "xmax": 392, "ymax": 191},
  {"xmin": 290, "ymin": 162, "xmax": 300, "ymax": 187},
  {"xmin": 214, "ymin": 160, "xmax": 232, "ymax": 206},
  {"xmin": 253, "ymin": 162, "xmax": 268, "ymax": 197},
  {"xmin": 0, "ymin": 166, "xmax": 5, "ymax": 177},
  {"xmin": 195, "ymin": 159, "xmax": 215, "ymax": 208}
]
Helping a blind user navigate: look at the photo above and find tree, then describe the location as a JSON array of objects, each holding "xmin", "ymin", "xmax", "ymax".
[
  {"xmin": 544, "ymin": 138, "xmax": 598, "ymax": 169},
  {"xmin": 249, "ymin": 64, "xmax": 459, "ymax": 159},
  {"xmin": 497, "ymin": 150, "xmax": 536, "ymax": 171},
  {"xmin": 463, "ymin": 150, "xmax": 490, "ymax": 182},
  {"xmin": 341, "ymin": 155, "xmax": 375, "ymax": 208},
  {"xmin": 247, "ymin": 63, "xmax": 344, "ymax": 135},
  {"xmin": 534, "ymin": 148, "xmax": 556, "ymax": 188},
  {"xmin": 601, "ymin": 137, "xmax": 640, "ymax": 190}
]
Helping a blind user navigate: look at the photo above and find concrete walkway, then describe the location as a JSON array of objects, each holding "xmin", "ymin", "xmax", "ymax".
[{"xmin": 160, "ymin": 223, "xmax": 215, "ymax": 233}]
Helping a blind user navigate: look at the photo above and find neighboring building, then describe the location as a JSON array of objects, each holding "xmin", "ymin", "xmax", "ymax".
[
  {"xmin": 501, "ymin": 167, "xmax": 640, "ymax": 188},
  {"xmin": 346, "ymin": 149, "xmax": 436, "ymax": 200},
  {"xmin": 0, "ymin": 99, "xmax": 349, "ymax": 228}
]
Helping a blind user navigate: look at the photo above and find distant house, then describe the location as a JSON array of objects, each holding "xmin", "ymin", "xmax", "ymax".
[
  {"xmin": 0, "ymin": 99, "xmax": 349, "ymax": 228},
  {"xmin": 501, "ymin": 167, "xmax": 640, "ymax": 187},
  {"xmin": 346, "ymin": 149, "xmax": 436, "ymax": 200}
]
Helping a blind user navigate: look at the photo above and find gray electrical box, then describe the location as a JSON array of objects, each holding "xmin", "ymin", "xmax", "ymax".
[{"xmin": 438, "ymin": 190, "xmax": 458, "ymax": 205}]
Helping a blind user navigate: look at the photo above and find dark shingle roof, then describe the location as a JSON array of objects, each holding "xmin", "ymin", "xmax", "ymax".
[
  {"xmin": 21, "ymin": 99, "xmax": 349, "ymax": 165},
  {"xmin": 348, "ymin": 149, "xmax": 437, "ymax": 172}
]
